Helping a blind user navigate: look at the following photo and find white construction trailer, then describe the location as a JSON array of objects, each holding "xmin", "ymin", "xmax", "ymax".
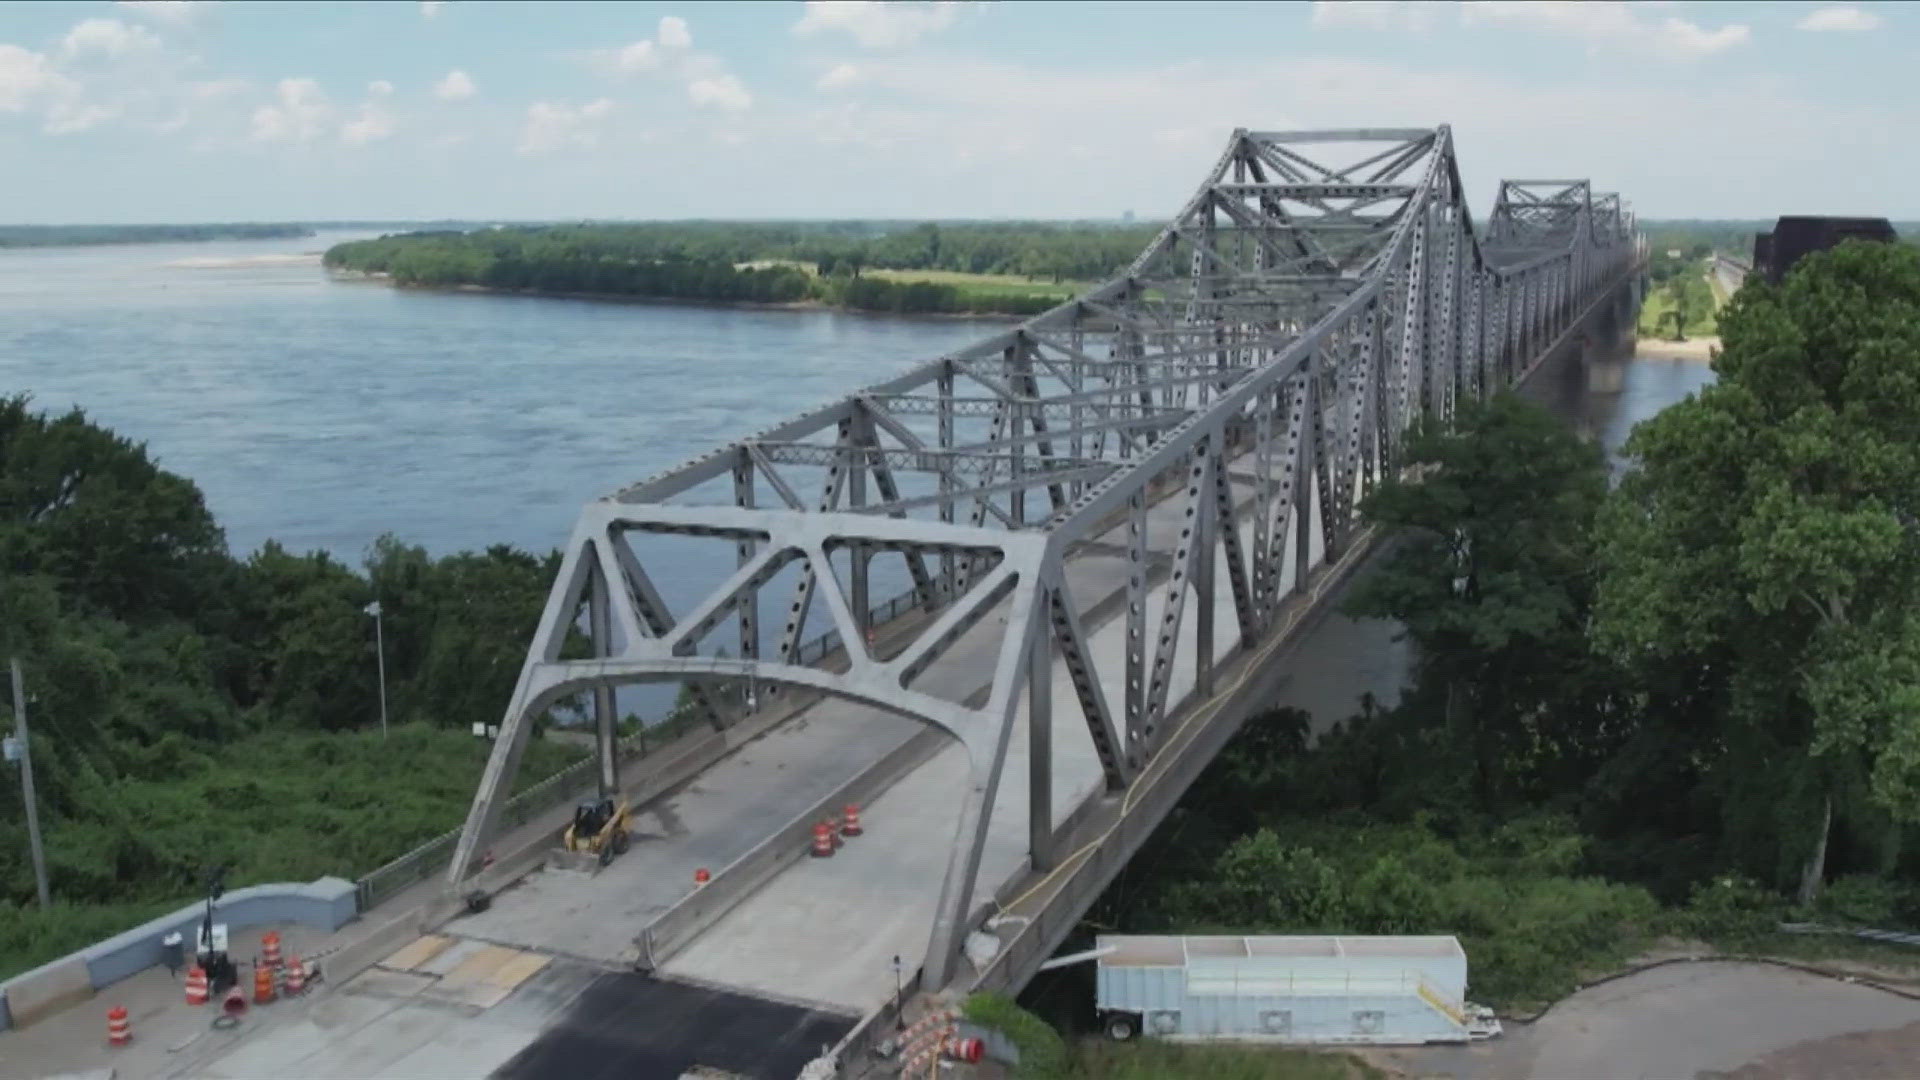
[{"xmin": 1092, "ymin": 934, "xmax": 1501, "ymax": 1045}]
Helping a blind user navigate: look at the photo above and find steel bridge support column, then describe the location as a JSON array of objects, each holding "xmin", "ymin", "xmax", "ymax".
[
  {"xmin": 590, "ymin": 557, "xmax": 619, "ymax": 798},
  {"xmin": 1194, "ymin": 448, "xmax": 1217, "ymax": 698},
  {"xmin": 1028, "ymin": 602, "xmax": 1053, "ymax": 872},
  {"xmin": 924, "ymin": 579, "xmax": 1042, "ymax": 990},
  {"xmin": 849, "ymin": 426, "xmax": 871, "ymax": 636}
]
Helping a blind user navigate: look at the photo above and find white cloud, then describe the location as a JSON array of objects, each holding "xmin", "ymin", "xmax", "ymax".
[
  {"xmin": 792, "ymin": 1, "xmax": 962, "ymax": 49},
  {"xmin": 612, "ymin": 40, "xmax": 658, "ymax": 73},
  {"xmin": 115, "ymin": 1, "xmax": 213, "ymax": 25},
  {"xmin": 1309, "ymin": 1, "xmax": 1440, "ymax": 31},
  {"xmin": 0, "ymin": 45, "xmax": 72, "ymax": 112},
  {"xmin": 818, "ymin": 62, "xmax": 861, "ymax": 90},
  {"xmin": 44, "ymin": 100, "xmax": 113, "ymax": 134},
  {"xmin": 658, "ymin": 15, "xmax": 692, "ymax": 50},
  {"xmin": 1459, "ymin": 1, "xmax": 1750, "ymax": 60},
  {"xmin": 340, "ymin": 106, "xmax": 395, "ymax": 146},
  {"xmin": 689, "ymin": 74, "xmax": 752, "ymax": 111},
  {"xmin": 369, "ymin": 79, "xmax": 394, "ymax": 96},
  {"xmin": 62, "ymin": 18, "xmax": 164, "ymax": 59},
  {"xmin": 1796, "ymin": 5, "xmax": 1881, "ymax": 31},
  {"xmin": 591, "ymin": 16, "xmax": 752, "ymax": 113},
  {"xmin": 250, "ymin": 77, "xmax": 332, "ymax": 144},
  {"xmin": 420, "ymin": 1, "xmax": 446, "ymax": 17},
  {"xmin": 433, "ymin": 69, "xmax": 476, "ymax": 101},
  {"xmin": 518, "ymin": 98, "xmax": 613, "ymax": 155}
]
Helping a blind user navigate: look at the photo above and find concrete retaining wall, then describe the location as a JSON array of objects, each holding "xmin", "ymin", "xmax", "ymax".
[{"xmin": 0, "ymin": 876, "xmax": 357, "ymax": 1032}]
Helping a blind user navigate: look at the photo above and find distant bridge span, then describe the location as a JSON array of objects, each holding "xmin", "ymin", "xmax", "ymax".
[{"xmin": 445, "ymin": 124, "xmax": 1643, "ymax": 1028}]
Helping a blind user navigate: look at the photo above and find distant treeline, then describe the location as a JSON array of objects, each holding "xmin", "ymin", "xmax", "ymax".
[
  {"xmin": 323, "ymin": 221, "xmax": 1163, "ymax": 316},
  {"xmin": 0, "ymin": 224, "xmax": 315, "ymax": 248},
  {"xmin": 1640, "ymin": 219, "xmax": 1919, "ymax": 259}
]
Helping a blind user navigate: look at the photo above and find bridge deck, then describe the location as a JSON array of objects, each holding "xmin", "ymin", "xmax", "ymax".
[
  {"xmin": 660, "ymin": 450, "xmax": 1326, "ymax": 1011},
  {"xmin": 427, "ymin": 437, "xmax": 1305, "ymax": 1013}
]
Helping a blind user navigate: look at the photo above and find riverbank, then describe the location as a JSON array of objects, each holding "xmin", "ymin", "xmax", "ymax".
[
  {"xmin": 1635, "ymin": 334, "xmax": 1719, "ymax": 361},
  {"xmin": 332, "ymin": 270, "xmax": 1037, "ymax": 322}
]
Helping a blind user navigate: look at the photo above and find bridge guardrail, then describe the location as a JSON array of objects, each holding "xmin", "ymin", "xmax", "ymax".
[{"xmin": 350, "ymin": 580, "xmax": 939, "ymax": 915}]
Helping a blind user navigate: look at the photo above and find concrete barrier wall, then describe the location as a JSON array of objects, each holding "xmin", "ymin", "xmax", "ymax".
[
  {"xmin": 0, "ymin": 876, "xmax": 357, "ymax": 1032},
  {"xmin": 639, "ymin": 725, "xmax": 950, "ymax": 969}
]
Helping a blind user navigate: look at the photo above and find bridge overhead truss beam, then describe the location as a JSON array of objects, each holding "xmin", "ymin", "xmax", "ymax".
[{"xmin": 446, "ymin": 123, "xmax": 1641, "ymax": 994}]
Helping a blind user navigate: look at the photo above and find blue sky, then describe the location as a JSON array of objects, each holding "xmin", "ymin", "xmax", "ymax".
[{"xmin": 1, "ymin": 1, "xmax": 1912, "ymax": 223}]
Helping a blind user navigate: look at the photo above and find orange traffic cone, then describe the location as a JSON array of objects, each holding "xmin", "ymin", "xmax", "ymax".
[
  {"xmin": 106, "ymin": 1005, "xmax": 131, "ymax": 1047},
  {"xmin": 253, "ymin": 964, "xmax": 276, "ymax": 1005},
  {"xmin": 693, "ymin": 867, "xmax": 711, "ymax": 886},
  {"xmin": 184, "ymin": 964, "xmax": 209, "ymax": 1005}
]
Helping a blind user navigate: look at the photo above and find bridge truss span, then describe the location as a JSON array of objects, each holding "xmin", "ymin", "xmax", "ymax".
[{"xmin": 447, "ymin": 125, "xmax": 1640, "ymax": 990}]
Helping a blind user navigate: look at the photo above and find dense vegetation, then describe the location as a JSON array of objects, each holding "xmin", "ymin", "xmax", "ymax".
[
  {"xmin": 323, "ymin": 221, "xmax": 1159, "ymax": 316},
  {"xmin": 0, "ymin": 224, "xmax": 313, "ymax": 247},
  {"xmin": 0, "ymin": 395, "xmax": 589, "ymax": 978},
  {"xmin": 1054, "ymin": 242, "xmax": 1920, "ymax": 1033}
]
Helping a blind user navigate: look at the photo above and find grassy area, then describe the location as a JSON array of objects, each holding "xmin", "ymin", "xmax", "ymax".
[
  {"xmin": 865, "ymin": 267, "xmax": 1086, "ymax": 306},
  {"xmin": 0, "ymin": 724, "xmax": 587, "ymax": 981},
  {"xmin": 1638, "ymin": 264, "xmax": 1719, "ymax": 339},
  {"xmin": 1073, "ymin": 1042, "xmax": 1383, "ymax": 1080},
  {"xmin": 1719, "ymin": 931, "xmax": 1920, "ymax": 983}
]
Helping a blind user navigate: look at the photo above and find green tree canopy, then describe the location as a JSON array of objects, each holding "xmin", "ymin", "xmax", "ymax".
[
  {"xmin": 1345, "ymin": 392, "xmax": 1612, "ymax": 806},
  {"xmin": 1597, "ymin": 239, "xmax": 1920, "ymax": 899}
]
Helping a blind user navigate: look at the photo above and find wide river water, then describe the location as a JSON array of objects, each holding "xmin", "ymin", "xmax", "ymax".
[{"xmin": 0, "ymin": 231, "xmax": 1715, "ymax": 723}]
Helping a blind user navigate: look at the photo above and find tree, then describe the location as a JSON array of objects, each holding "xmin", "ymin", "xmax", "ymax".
[
  {"xmin": 0, "ymin": 395, "xmax": 229, "ymax": 627},
  {"xmin": 1346, "ymin": 393, "xmax": 1611, "ymax": 807},
  {"xmin": 1597, "ymin": 240, "xmax": 1920, "ymax": 902}
]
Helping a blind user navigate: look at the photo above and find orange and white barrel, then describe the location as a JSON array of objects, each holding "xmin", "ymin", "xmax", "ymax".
[
  {"xmin": 184, "ymin": 965, "xmax": 209, "ymax": 1005},
  {"xmin": 106, "ymin": 1005, "xmax": 131, "ymax": 1047}
]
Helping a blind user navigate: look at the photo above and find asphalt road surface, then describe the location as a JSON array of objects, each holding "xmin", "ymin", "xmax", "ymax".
[{"xmin": 490, "ymin": 970, "xmax": 854, "ymax": 1080}]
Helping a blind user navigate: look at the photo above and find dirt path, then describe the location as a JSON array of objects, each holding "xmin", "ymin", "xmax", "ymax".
[{"xmin": 1365, "ymin": 960, "xmax": 1920, "ymax": 1080}]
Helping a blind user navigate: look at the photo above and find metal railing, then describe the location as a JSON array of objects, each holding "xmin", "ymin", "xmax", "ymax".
[{"xmin": 350, "ymin": 578, "xmax": 940, "ymax": 915}]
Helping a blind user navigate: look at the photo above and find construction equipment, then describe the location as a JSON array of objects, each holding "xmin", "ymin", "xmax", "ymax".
[{"xmin": 550, "ymin": 796, "xmax": 632, "ymax": 873}]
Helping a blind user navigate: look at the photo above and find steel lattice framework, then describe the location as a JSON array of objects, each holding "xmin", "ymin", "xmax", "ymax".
[{"xmin": 447, "ymin": 125, "xmax": 1639, "ymax": 987}]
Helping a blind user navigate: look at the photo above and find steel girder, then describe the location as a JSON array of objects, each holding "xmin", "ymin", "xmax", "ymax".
[{"xmin": 446, "ymin": 124, "xmax": 1639, "ymax": 991}]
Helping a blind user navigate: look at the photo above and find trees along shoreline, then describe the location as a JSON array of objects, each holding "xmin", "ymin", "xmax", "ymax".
[
  {"xmin": 321, "ymin": 222, "xmax": 1154, "ymax": 318},
  {"xmin": 0, "ymin": 395, "xmax": 585, "ymax": 979}
]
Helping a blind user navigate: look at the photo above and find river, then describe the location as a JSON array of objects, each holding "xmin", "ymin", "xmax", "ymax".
[
  {"xmin": 0, "ymin": 233, "xmax": 1714, "ymax": 725},
  {"xmin": 0, "ymin": 231, "xmax": 989, "ymax": 559}
]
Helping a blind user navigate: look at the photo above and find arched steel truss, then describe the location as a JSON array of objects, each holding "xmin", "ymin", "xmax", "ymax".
[{"xmin": 446, "ymin": 125, "xmax": 1639, "ymax": 987}]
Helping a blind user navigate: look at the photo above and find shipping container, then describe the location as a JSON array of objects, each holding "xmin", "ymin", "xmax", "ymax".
[{"xmin": 1093, "ymin": 934, "xmax": 1500, "ymax": 1045}]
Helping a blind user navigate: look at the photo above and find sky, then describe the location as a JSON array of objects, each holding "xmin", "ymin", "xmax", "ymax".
[{"xmin": 0, "ymin": 0, "xmax": 1914, "ymax": 224}]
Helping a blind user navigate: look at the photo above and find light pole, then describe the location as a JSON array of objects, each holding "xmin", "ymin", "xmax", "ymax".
[
  {"xmin": 8, "ymin": 658, "xmax": 50, "ymax": 909},
  {"xmin": 365, "ymin": 601, "xmax": 389, "ymax": 739},
  {"xmin": 891, "ymin": 954, "xmax": 905, "ymax": 1030}
]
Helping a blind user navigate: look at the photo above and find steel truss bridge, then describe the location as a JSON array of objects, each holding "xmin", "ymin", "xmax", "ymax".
[{"xmin": 446, "ymin": 125, "xmax": 1642, "ymax": 1007}]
